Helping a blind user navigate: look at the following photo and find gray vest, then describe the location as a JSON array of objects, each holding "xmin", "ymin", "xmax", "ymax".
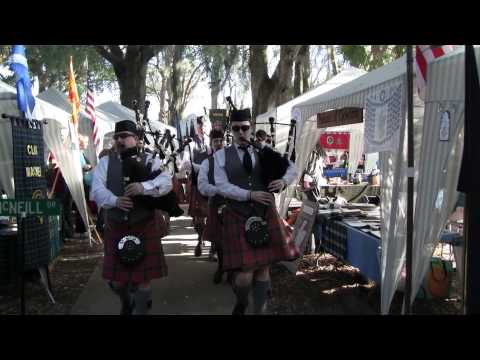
[
  {"xmin": 105, "ymin": 151, "xmax": 153, "ymax": 225},
  {"xmin": 207, "ymin": 155, "xmax": 225, "ymax": 208},
  {"xmin": 224, "ymin": 145, "xmax": 266, "ymax": 214}
]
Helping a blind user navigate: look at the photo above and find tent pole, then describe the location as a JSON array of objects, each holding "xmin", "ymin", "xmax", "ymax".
[{"xmin": 404, "ymin": 45, "xmax": 414, "ymax": 314}]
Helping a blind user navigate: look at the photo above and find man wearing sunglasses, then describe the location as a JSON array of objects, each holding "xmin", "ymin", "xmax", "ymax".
[
  {"xmin": 91, "ymin": 120, "xmax": 172, "ymax": 315},
  {"xmin": 213, "ymin": 109, "xmax": 300, "ymax": 315}
]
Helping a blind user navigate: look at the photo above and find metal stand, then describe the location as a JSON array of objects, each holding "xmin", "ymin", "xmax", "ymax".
[{"xmin": 19, "ymin": 211, "xmax": 26, "ymax": 315}]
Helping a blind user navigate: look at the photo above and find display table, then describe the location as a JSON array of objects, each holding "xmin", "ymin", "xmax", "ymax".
[
  {"xmin": 314, "ymin": 219, "xmax": 381, "ymax": 283},
  {"xmin": 320, "ymin": 184, "xmax": 380, "ymax": 203}
]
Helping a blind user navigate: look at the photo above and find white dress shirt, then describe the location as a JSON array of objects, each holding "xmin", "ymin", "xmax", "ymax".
[
  {"xmin": 213, "ymin": 143, "xmax": 298, "ymax": 202},
  {"xmin": 197, "ymin": 157, "xmax": 217, "ymax": 198},
  {"xmin": 91, "ymin": 152, "xmax": 173, "ymax": 210}
]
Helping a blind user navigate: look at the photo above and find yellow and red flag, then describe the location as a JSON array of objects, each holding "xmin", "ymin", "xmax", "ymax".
[{"xmin": 67, "ymin": 56, "xmax": 81, "ymax": 130}]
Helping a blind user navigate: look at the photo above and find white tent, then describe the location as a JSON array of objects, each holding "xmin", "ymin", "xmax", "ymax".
[
  {"xmin": 97, "ymin": 101, "xmax": 177, "ymax": 143},
  {"xmin": 0, "ymin": 80, "xmax": 90, "ymax": 238},
  {"xmin": 38, "ymin": 88, "xmax": 123, "ymax": 166},
  {"xmin": 410, "ymin": 46, "xmax": 467, "ymax": 308},
  {"xmin": 255, "ymin": 67, "xmax": 367, "ymax": 155},
  {"xmin": 285, "ymin": 55, "xmax": 427, "ymax": 314}
]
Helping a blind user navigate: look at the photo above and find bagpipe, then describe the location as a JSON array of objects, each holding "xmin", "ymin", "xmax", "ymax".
[
  {"xmin": 225, "ymin": 97, "xmax": 297, "ymax": 194},
  {"xmin": 122, "ymin": 100, "xmax": 183, "ymax": 217}
]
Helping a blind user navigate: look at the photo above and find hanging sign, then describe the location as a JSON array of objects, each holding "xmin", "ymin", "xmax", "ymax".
[
  {"xmin": 209, "ymin": 109, "xmax": 227, "ymax": 130},
  {"xmin": 317, "ymin": 107, "xmax": 363, "ymax": 128},
  {"xmin": 319, "ymin": 131, "xmax": 350, "ymax": 149}
]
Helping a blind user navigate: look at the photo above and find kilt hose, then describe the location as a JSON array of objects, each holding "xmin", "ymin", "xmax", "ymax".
[
  {"xmin": 202, "ymin": 205, "xmax": 223, "ymax": 246},
  {"xmin": 102, "ymin": 212, "xmax": 168, "ymax": 283},
  {"xmin": 221, "ymin": 204, "xmax": 300, "ymax": 272},
  {"xmin": 172, "ymin": 176, "xmax": 187, "ymax": 204},
  {"xmin": 188, "ymin": 184, "xmax": 208, "ymax": 226}
]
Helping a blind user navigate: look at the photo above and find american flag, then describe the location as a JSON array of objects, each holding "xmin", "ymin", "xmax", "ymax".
[
  {"xmin": 85, "ymin": 72, "xmax": 100, "ymax": 156},
  {"xmin": 415, "ymin": 45, "xmax": 456, "ymax": 100}
]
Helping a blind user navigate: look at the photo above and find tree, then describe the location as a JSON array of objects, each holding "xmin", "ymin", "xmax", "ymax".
[
  {"xmin": 146, "ymin": 45, "xmax": 205, "ymax": 124},
  {"xmin": 1, "ymin": 45, "xmax": 116, "ymax": 98},
  {"xmin": 200, "ymin": 45, "xmax": 240, "ymax": 109},
  {"xmin": 248, "ymin": 45, "xmax": 302, "ymax": 119},
  {"xmin": 95, "ymin": 45, "xmax": 164, "ymax": 111},
  {"xmin": 339, "ymin": 45, "xmax": 406, "ymax": 71}
]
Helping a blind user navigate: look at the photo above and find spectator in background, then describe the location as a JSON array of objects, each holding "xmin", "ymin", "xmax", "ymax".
[
  {"xmin": 255, "ymin": 129, "xmax": 268, "ymax": 148},
  {"xmin": 75, "ymin": 135, "xmax": 93, "ymax": 236}
]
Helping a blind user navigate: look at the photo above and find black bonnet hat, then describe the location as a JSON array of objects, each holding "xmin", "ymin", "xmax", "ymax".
[
  {"xmin": 230, "ymin": 108, "xmax": 251, "ymax": 122},
  {"xmin": 115, "ymin": 120, "xmax": 138, "ymax": 135}
]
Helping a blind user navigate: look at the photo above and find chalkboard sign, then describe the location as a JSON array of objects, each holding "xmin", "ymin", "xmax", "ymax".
[{"xmin": 209, "ymin": 109, "xmax": 227, "ymax": 130}]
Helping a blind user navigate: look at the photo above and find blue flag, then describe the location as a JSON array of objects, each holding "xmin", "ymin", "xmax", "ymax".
[{"xmin": 9, "ymin": 45, "xmax": 35, "ymax": 117}]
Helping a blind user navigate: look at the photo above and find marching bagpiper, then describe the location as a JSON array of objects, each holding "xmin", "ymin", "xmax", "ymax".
[
  {"xmin": 213, "ymin": 109, "xmax": 300, "ymax": 315},
  {"xmin": 186, "ymin": 116, "xmax": 211, "ymax": 257},
  {"xmin": 197, "ymin": 129, "xmax": 229, "ymax": 283},
  {"xmin": 91, "ymin": 120, "xmax": 171, "ymax": 315}
]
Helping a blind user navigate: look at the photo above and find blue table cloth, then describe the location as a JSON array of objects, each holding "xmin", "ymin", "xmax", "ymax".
[{"xmin": 323, "ymin": 168, "xmax": 348, "ymax": 179}]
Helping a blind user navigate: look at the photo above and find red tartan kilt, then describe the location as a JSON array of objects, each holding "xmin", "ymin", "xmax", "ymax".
[
  {"xmin": 221, "ymin": 205, "xmax": 300, "ymax": 271},
  {"xmin": 102, "ymin": 214, "xmax": 168, "ymax": 283},
  {"xmin": 203, "ymin": 206, "xmax": 222, "ymax": 245},
  {"xmin": 188, "ymin": 185, "xmax": 208, "ymax": 218}
]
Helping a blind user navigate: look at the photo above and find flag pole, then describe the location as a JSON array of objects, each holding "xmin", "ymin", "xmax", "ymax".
[
  {"xmin": 404, "ymin": 45, "xmax": 414, "ymax": 314},
  {"xmin": 463, "ymin": 45, "xmax": 480, "ymax": 314}
]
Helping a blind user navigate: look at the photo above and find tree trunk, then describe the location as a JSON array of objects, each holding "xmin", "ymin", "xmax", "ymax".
[
  {"xmin": 249, "ymin": 45, "xmax": 300, "ymax": 121},
  {"xmin": 168, "ymin": 45, "xmax": 186, "ymax": 125},
  {"xmin": 293, "ymin": 45, "xmax": 310, "ymax": 97},
  {"xmin": 96, "ymin": 45, "xmax": 163, "ymax": 113},
  {"xmin": 327, "ymin": 45, "xmax": 338, "ymax": 77},
  {"xmin": 159, "ymin": 74, "xmax": 167, "ymax": 122},
  {"xmin": 211, "ymin": 86, "xmax": 220, "ymax": 109}
]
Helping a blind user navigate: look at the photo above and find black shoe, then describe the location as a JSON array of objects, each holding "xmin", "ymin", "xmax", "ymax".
[
  {"xmin": 232, "ymin": 302, "xmax": 247, "ymax": 315},
  {"xmin": 121, "ymin": 299, "xmax": 134, "ymax": 316},
  {"xmin": 194, "ymin": 243, "xmax": 202, "ymax": 257},
  {"xmin": 213, "ymin": 269, "xmax": 223, "ymax": 284}
]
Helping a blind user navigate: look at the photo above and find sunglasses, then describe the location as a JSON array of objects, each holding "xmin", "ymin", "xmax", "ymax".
[
  {"xmin": 114, "ymin": 133, "xmax": 135, "ymax": 140},
  {"xmin": 232, "ymin": 125, "xmax": 251, "ymax": 132}
]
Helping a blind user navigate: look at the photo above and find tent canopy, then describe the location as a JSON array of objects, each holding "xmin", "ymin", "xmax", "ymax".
[{"xmin": 255, "ymin": 67, "xmax": 367, "ymax": 155}]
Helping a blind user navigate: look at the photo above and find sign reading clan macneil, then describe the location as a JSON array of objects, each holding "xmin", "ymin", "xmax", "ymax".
[
  {"xmin": 10, "ymin": 116, "xmax": 51, "ymax": 270},
  {"xmin": 317, "ymin": 107, "xmax": 363, "ymax": 128},
  {"xmin": 0, "ymin": 199, "xmax": 60, "ymax": 216}
]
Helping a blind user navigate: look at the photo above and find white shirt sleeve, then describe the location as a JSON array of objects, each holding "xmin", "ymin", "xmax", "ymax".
[
  {"xmin": 213, "ymin": 149, "xmax": 250, "ymax": 202},
  {"xmin": 282, "ymin": 159, "xmax": 299, "ymax": 186},
  {"xmin": 141, "ymin": 154, "xmax": 173, "ymax": 197},
  {"xmin": 91, "ymin": 156, "xmax": 118, "ymax": 209},
  {"xmin": 197, "ymin": 158, "xmax": 217, "ymax": 198}
]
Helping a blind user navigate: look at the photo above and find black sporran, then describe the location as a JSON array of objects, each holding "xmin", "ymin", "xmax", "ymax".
[
  {"xmin": 244, "ymin": 211, "xmax": 270, "ymax": 248},
  {"xmin": 115, "ymin": 234, "xmax": 146, "ymax": 266}
]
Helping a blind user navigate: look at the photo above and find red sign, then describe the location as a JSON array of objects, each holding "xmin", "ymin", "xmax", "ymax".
[{"xmin": 319, "ymin": 132, "xmax": 350, "ymax": 149}]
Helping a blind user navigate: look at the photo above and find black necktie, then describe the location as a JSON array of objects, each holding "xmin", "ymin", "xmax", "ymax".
[{"xmin": 239, "ymin": 145, "xmax": 253, "ymax": 174}]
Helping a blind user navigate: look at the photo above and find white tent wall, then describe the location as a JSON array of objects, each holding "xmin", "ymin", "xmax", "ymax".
[
  {"xmin": 255, "ymin": 68, "xmax": 367, "ymax": 155},
  {"xmin": 281, "ymin": 55, "xmax": 431, "ymax": 313},
  {"xmin": 411, "ymin": 46, "xmax": 468, "ymax": 305},
  {"xmin": 0, "ymin": 80, "xmax": 90, "ymax": 237}
]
